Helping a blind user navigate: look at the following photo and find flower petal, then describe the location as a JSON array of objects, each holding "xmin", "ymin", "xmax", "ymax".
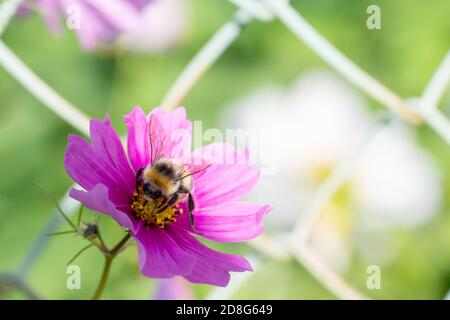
[
  {"xmin": 64, "ymin": 117, "xmax": 135, "ymax": 204},
  {"xmin": 70, "ymin": 184, "xmax": 139, "ymax": 233},
  {"xmin": 136, "ymin": 226, "xmax": 196, "ymax": 278},
  {"xmin": 34, "ymin": 0, "xmax": 63, "ymax": 33},
  {"xmin": 89, "ymin": 118, "xmax": 135, "ymax": 187},
  {"xmin": 57, "ymin": 0, "xmax": 112, "ymax": 50},
  {"xmin": 124, "ymin": 106, "xmax": 151, "ymax": 172},
  {"xmin": 55, "ymin": 0, "xmax": 145, "ymax": 50},
  {"xmin": 150, "ymin": 107, "xmax": 192, "ymax": 161},
  {"xmin": 178, "ymin": 202, "xmax": 272, "ymax": 242},
  {"xmin": 166, "ymin": 226, "xmax": 252, "ymax": 286},
  {"xmin": 136, "ymin": 225, "xmax": 251, "ymax": 286},
  {"xmin": 191, "ymin": 142, "xmax": 249, "ymax": 165},
  {"xmin": 124, "ymin": 106, "xmax": 192, "ymax": 169},
  {"xmin": 85, "ymin": 0, "xmax": 141, "ymax": 32},
  {"xmin": 190, "ymin": 143, "xmax": 260, "ymax": 207}
]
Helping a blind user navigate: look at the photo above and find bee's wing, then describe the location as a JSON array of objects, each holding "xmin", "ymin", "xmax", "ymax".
[{"xmin": 148, "ymin": 114, "xmax": 168, "ymax": 163}]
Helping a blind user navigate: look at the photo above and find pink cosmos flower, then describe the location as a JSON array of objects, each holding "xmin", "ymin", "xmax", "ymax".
[
  {"xmin": 64, "ymin": 106, "xmax": 271, "ymax": 286},
  {"xmin": 28, "ymin": 0, "xmax": 153, "ymax": 50}
]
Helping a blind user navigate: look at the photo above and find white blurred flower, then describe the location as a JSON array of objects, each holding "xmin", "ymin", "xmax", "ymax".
[
  {"xmin": 119, "ymin": 0, "xmax": 189, "ymax": 53},
  {"xmin": 309, "ymin": 206, "xmax": 351, "ymax": 273},
  {"xmin": 222, "ymin": 70, "xmax": 442, "ymax": 268},
  {"xmin": 354, "ymin": 125, "xmax": 442, "ymax": 228}
]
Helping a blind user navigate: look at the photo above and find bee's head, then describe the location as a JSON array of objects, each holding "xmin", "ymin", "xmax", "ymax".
[{"xmin": 143, "ymin": 182, "xmax": 164, "ymax": 200}]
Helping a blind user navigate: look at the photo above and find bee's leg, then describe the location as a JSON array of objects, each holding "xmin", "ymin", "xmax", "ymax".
[
  {"xmin": 155, "ymin": 193, "xmax": 178, "ymax": 214},
  {"xmin": 168, "ymin": 194, "xmax": 179, "ymax": 207},
  {"xmin": 188, "ymin": 193, "xmax": 195, "ymax": 231},
  {"xmin": 136, "ymin": 167, "xmax": 144, "ymax": 190}
]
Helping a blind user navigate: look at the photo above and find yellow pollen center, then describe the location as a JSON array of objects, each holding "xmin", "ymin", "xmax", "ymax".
[{"xmin": 131, "ymin": 188, "xmax": 183, "ymax": 228}]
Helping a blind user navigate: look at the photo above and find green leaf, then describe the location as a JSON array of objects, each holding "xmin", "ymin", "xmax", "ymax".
[
  {"xmin": 76, "ymin": 205, "xmax": 84, "ymax": 227},
  {"xmin": 47, "ymin": 230, "xmax": 77, "ymax": 237},
  {"xmin": 33, "ymin": 182, "xmax": 77, "ymax": 231},
  {"xmin": 67, "ymin": 243, "xmax": 95, "ymax": 265}
]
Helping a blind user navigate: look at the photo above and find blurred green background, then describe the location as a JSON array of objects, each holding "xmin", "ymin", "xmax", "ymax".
[{"xmin": 0, "ymin": 0, "xmax": 450, "ymax": 299}]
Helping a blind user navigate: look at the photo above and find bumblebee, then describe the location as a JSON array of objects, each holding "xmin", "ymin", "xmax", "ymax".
[
  {"xmin": 132, "ymin": 115, "xmax": 211, "ymax": 229},
  {"xmin": 136, "ymin": 157, "xmax": 197, "ymax": 229}
]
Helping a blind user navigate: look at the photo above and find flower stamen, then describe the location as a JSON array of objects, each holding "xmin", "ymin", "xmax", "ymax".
[{"xmin": 131, "ymin": 188, "xmax": 182, "ymax": 228}]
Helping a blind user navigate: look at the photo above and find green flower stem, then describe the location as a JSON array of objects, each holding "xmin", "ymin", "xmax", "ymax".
[
  {"xmin": 91, "ymin": 232, "xmax": 131, "ymax": 300},
  {"xmin": 96, "ymin": 233, "xmax": 108, "ymax": 253},
  {"xmin": 91, "ymin": 256, "xmax": 113, "ymax": 301}
]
